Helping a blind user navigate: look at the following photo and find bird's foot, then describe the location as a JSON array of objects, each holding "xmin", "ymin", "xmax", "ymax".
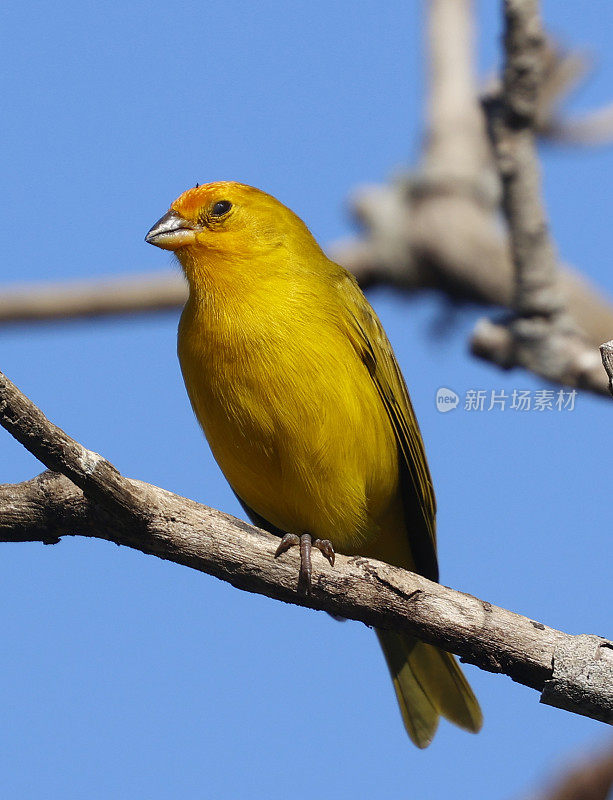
[{"xmin": 274, "ymin": 533, "xmax": 335, "ymax": 595}]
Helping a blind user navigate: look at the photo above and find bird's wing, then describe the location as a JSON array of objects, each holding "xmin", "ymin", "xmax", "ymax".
[{"xmin": 340, "ymin": 273, "xmax": 439, "ymax": 581}]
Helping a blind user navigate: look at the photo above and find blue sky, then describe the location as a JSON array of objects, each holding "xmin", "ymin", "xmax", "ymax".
[{"xmin": 1, "ymin": 1, "xmax": 612, "ymax": 798}]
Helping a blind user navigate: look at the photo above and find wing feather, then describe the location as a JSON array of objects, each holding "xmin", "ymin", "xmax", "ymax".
[{"xmin": 340, "ymin": 274, "xmax": 439, "ymax": 581}]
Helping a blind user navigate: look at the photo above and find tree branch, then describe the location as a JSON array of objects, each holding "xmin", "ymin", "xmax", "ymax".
[
  {"xmin": 0, "ymin": 271, "xmax": 187, "ymax": 325},
  {"xmin": 1, "ymin": 7, "xmax": 613, "ymax": 398},
  {"xmin": 470, "ymin": 0, "xmax": 610, "ymax": 395},
  {"xmin": 600, "ymin": 340, "xmax": 613, "ymax": 398},
  {"xmin": 1, "ymin": 367, "xmax": 612, "ymax": 725}
]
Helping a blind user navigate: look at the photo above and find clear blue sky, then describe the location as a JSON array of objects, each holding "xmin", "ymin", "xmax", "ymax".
[{"xmin": 1, "ymin": 1, "xmax": 612, "ymax": 798}]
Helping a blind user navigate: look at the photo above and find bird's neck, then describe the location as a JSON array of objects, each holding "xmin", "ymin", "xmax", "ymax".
[{"xmin": 180, "ymin": 261, "xmax": 296, "ymax": 355}]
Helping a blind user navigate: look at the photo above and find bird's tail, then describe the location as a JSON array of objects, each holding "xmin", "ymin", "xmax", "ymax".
[{"xmin": 376, "ymin": 629, "xmax": 483, "ymax": 748}]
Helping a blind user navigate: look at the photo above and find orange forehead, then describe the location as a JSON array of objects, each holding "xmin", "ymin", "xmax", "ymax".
[{"xmin": 171, "ymin": 181, "xmax": 261, "ymax": 220}]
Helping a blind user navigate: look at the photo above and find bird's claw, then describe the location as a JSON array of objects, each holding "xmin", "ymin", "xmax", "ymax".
[
  {"xmin": 313, "ymin": 538, "xmax": 335, "ymax": 567},
  {"xmin": 275, "ymin": 533, "xmax": 300, "ymax": 558},
  {"xmin": 274, "ymin": 532, "xmax": 335, "ymax": 595}
]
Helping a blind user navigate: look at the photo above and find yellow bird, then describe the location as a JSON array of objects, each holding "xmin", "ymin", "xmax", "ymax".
[{"xmin": 145, "ymin": 181, "xmax": 482, "ymax": 747}]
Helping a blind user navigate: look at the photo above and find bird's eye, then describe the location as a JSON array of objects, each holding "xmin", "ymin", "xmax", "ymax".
[{"xmin": 211, "ymin": 200, "xmax": 232, "ymax": 217}]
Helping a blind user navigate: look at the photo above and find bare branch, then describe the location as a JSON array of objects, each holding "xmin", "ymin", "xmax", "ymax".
[
  {"xmin": 471, "ymin": 316, "xmax": 607, "ymax": 392},
  {"xmin": 3, "ymin": 469, "xmax": 613, "ymax": 726},
  {"xmin": 534, "ymin": 42, "xmax": 593, "ymax": 135},
  {"xmin": 535, "ymin": 41, "xmax": 613, "ymax": 146},
  {"xmin": 0, "ymin": 369, "xmax": 145, "ymax": 516},
  {"xmin": 424, "ymin": 0, "xmax": 491, "ymax": 184},
  {"xmin": 0, "ymin": 272, "xmax": 187, "ymax": 325},
  {"xmin": 470, "ymin": 0, "xmax": 611, "ymax": 396},
  {"xmin": 483, "ymin": 38, "xmax": 613, "ymax": 146},
  {"xmin": 547, "ymin": 103, "xmax": 613, "ymax": 146},
  {"xmin": 1, "ymin": 368, "xmax": 612, "ymax": 724},
  {"xmin": 600, "ymin": 340, "xmax": 613, "ymax": 397},
  {"xmin": 0, "ymin": 3, "xmax": 612, "ymax": 398},
  {"xmin": 334, "ymin": 3, "xmax": 613, "ymax": 381},
  {"xmin": 491, "ymin": 0, "xmax": 559, "ymax": 317}
]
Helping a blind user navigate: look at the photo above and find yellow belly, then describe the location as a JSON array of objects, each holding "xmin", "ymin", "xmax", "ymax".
[{"xmin": 178, "ymin": 298, "xmax": 405, "ymax": 559}]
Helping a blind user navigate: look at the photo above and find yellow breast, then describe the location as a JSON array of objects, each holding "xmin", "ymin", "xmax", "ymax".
[{"xmin": 178, "ymin": 287, "xmax": 400, "ymax": 555}]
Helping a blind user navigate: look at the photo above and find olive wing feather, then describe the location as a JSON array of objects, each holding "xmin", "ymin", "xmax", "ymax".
[{"xmin": 340, "ymin": 275, "xmax": 439, "ymax": 582}]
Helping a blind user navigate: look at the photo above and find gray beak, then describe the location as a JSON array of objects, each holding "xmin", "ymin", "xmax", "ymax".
[{"xmin": 145, "ymin": 209, "xmax": 197, "ymax": 250}]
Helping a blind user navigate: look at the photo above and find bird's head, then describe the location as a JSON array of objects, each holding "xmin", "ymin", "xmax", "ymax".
[{"xmin": 145, "ymin": 181, "xmax": 320, "ymax": 269}]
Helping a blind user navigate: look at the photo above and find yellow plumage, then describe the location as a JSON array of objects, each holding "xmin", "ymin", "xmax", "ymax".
[{"xmin": 146, "ymin": 181, "xmax": 482, "ymax": 747}]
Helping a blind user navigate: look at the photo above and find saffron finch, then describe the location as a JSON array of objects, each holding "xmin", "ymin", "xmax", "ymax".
[{"xmin": 145, "ymin": 182, "xmax": 482, "ymax": 747}]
